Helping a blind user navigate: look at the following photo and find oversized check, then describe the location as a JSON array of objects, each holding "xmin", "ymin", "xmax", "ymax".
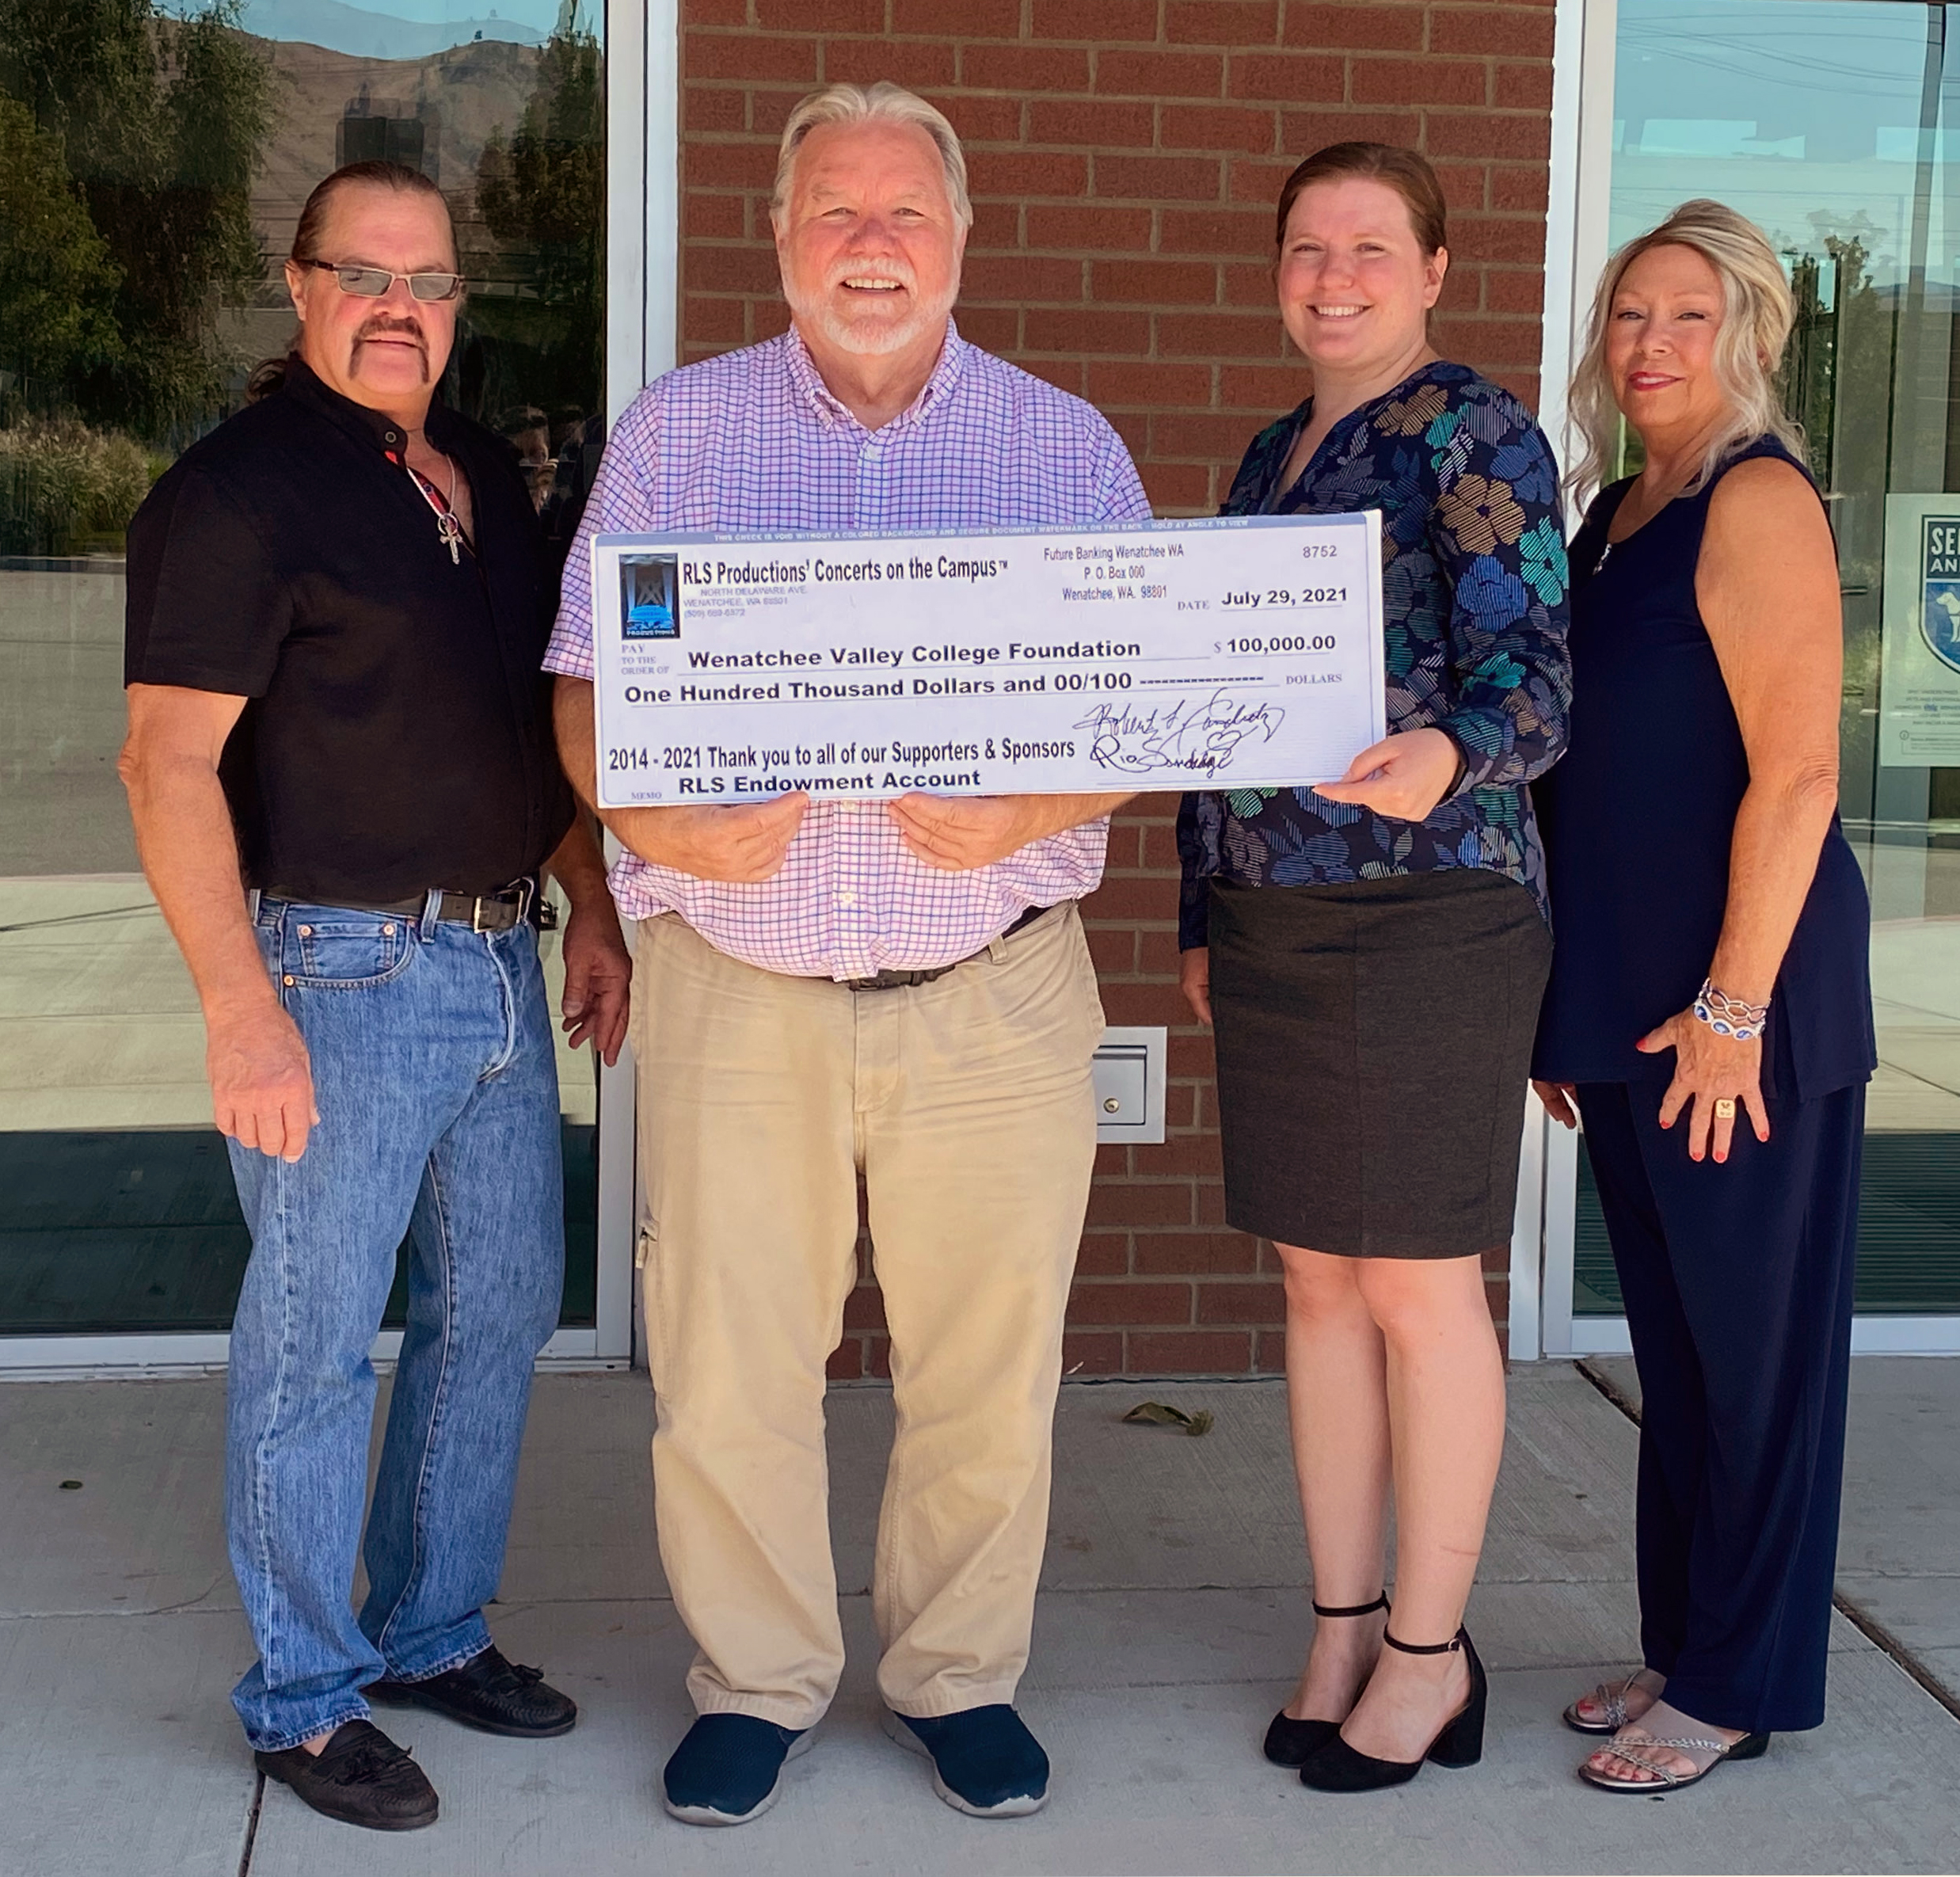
[{"xmin": 588, "ymin": 513, "xmax": 1384, "ymax": 807}]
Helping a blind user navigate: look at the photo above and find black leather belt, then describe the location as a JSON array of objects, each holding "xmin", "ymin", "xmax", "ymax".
[
  {"xmin": 257, "ymin": 878, "xmax": 556, "ymax": 933},
  {"xmin": 843, "ymin": 901, "xmax": 1057, "ymax": 992}
]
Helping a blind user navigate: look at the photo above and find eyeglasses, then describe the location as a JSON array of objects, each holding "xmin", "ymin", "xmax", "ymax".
[{"xmin": 306, "ymin": 260, "xmax": 463, "ymax": 302}]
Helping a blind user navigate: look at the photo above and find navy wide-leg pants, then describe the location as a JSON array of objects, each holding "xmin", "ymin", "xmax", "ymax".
[{"xmin": 1575, "ymin": 1077, "xmax": 1863, "ymax": 1734}]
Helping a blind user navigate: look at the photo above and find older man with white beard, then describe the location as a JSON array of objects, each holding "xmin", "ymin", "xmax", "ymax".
[{"xmin": 547, "ymin": 82, "xmax": 1150, "ymax": 1825}]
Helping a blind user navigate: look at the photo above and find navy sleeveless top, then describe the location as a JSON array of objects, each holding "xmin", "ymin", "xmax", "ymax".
[{"xmin": 1531, "ymin": 438, "xmax": 1875, "ymax": 1100}]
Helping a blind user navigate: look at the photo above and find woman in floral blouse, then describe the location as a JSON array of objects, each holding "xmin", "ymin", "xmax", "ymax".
[{"xmin": 1176, "ymin": 142, "xmax": 1571, "ymax": 1794}]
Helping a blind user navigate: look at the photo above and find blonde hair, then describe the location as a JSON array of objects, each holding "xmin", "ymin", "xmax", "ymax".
[
  {"xmin": 772, "ymin": 82, "xmax": 972, "ymax": 229},
  {"xmin": 1566, "ymin": 199, "xmax": 1803, "ymax": 505}
]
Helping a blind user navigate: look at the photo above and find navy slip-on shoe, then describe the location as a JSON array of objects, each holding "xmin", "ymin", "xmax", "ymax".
[
  {"xmin": 661, "ymin": 1714, "xmax": 813, "ymax": 1826},
  {"xmin": 883, "ymin": 1705, "xmax": 1050, "ymax": 1818}
]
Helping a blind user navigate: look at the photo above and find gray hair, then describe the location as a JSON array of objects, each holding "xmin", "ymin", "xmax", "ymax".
[
  {"xmin": 1566, "ymin": 199, "xmax": 1804, "ymax": 505},
  {"xmin": 771, "ymin": 82, "xmax": 972, "ymax": 229}
]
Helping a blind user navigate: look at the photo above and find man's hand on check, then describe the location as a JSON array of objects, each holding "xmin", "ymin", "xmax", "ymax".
[
  {"xmin": 614, "ymin": 794, "xmax": 811, "ymax": 883},
  {"xmin": 888, "ymin": 791, "xmax": 1134, "ymax": 871},
  {"xmin": 1311, "ymin": 727, "xmax": 1463, "ymax": 823}
]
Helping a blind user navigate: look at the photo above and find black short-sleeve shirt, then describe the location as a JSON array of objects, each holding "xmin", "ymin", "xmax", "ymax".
[{"xmin": 125, "ymin": 357, "xmax": 574, "ymax": 903}]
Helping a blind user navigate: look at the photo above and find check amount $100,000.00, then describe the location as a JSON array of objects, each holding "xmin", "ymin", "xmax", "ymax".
[{"xmin": 588, "ymin": 512, "xmax": 1387, "ymax": 808}]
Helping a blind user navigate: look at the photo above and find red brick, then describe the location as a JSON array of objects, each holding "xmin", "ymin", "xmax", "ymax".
[
  {"xmin": 1150, "ymin": 408, "xmax": 1262, "ymax": 456},
  {"xmin": 1028, "ymin": 98, "xmax": 1157, "ymax": 147},
  {"xmin": 1034, "ymin": 0, "xmax": 1161, "ymax": 40},
  {"xmin": 1495, "ymin": 62, "xmax": 1553, "ymax": 110},
  {"xmin": 1167, "ymin": 0, "xmax": 1277, "ymax": 44},
  {"xmin": 1143, "ymin": 461, "xmax": 1216, "ymax": 511},
  {"xmin": 683, "ymin": 294, "xmax": 748, "ymax": 342},
  {"xmin": 1088, "ymin": 360, "xmax": 1215, "ymax": 405},
  {"xmin": 963, "ymin": 44, "xmax": 1094, "ymax": 92},
  {"xmin": 1137, "ymin": 927, "xmax": 1187, "ymax": 975},
  {"xmin": 689, "ymin": 242, "xmax": 782, "ymax": 293},
  {"xmin": 686, "ymin": 0, "xmax": 748, "ymax": 23},
  {"xmin": 894, "ymin": 0, "xmax": 1017, "ymax": 29},
  {"xmin": 1132, "ymin": 1131, "xmax": 1224, "ymax": 1178},
  {"xmin": 1161, "ymin": 101, "xmax": 1279, "ymax": 153},
  {"xmin": 866, "ymin": 1335, "xmax": 893, "ymax": 1378},
  {"xmin": 1086, "ymin": 925, "xmax": 1140, "ymax": 973},
  {"xmin": 968, "ymin": 200, "xmax": 1022, "ymax": 248},
  {"xmin": 685, "ymin": 84, "xmax": 748, "ymax": 133},
  {"xmin": 953, "ymin": 303, "xmax": 1019, "ymax": 351},
  {"xmin": 1485, "ymin": 268, "xmax": 1544, "ymax": 314},
  {"xmin": 1349, "ymin": 56, "xmax": 1488, "ymax": 107},
  {"xmin": 1255, "ymin": 1327, "xmax": 1287, "ymax": 1371},
  {"xmin": 963, "ymin": 253, "xmax": 1086, "ymax": 300},
  {"xmin": 843, "ymin": 1283, "xmax": 888, "ymax": 1330},
  {"xmin": 752, "ymin": 85, "xmax": 815, "ymax": 135},
  {"xmin": 753, "ymin": 0, "xmax": 882, "ymax": 26},
  {"xmin": 1425, "ymin": 110, "xmax": 1549, "ymax": 161},
  {"xmin": 1104, "ymin": 409, "xmax": 1151, "ymax": 459},
  {"xmin": 1022, "ymin": 306, "xmax": 1152, "ymax": 353},
  {"xmin": 969, "ymin": 149, "xmax": 1091, "ymax": 196},
  {"xmin": 685, "ymin": 31, "xmax": 819, "ymax": 81},
  {"xmin": 1284, "ymin": 4, "xmax": 1425, "ymax": 51},
  {"xmin": 1069, "ymin": 1281, "xmax": 1194, "ymax": 1325},
  {"xmin": 1133, "ymin": 1229, "xmax": 1257, "ymax": 1274},
  {"xmin": 1195, "ymin": 1278, "xmax": 1286, "ymax": 1323},
  {"xmin": 824, "ymin": 39, "xmax": 958, "ymax": 86},
  {"xmin": 1228, "ymin": 154, "xmax": 1299, "ymax": 202},
  {"xmin": 1454, "ymin": 212, "xmax": 1550, "ymax": 265},
  {"xmin": 826, "ymin": 1341, "xmax": 863, "ymax": 1380},
  {"xmin": 1096, "ymin": 984, "xmax": 1189, "ymax": 1030},
  {"xmin": 1094, "ymin": 1142, "xmax": 1131, "ymax": 1176},
  {"xmin": 1092, "ymin": 152, "xmax": 1224, "ymax": 201},
  {"xmin": 1075, "ymin": 1232, "xmax": 1133, "ymax": 1277},
  {"xmin": 1429, "ymin": 6, "xmax": 1554, "ymax": 55},
  {"xmin": 1062, "ymin": 1330, "xmax": 1127, "ymax": 1374},
  {"xmin": 684, "ymin": 189, "xmax": 748, "ymax": 238},
  {"xmin": 1128, "ymin": 1329, "xmax": 1254, "ymax": 1373},
  {"xmin": 1159, "ymin": 309, "xmax": 1283, "ymax": 356},
  {"xmin": 1434, "ymin": 161, "xmax": 1489, "ymax": 213},
  {"xmin": 1277, "ymin": 105, "xmax": 1420, "ymax": 150},
  {"xmin": 1491, "ymin": 163, "xmax": 1549, "ymax": 212},
  {"xmin": 1096, "ymin": 48, "xmax": 1226, "ymax": 96},
  {"xmin": 1093, "ymin": 257, "xmax": 1219, "ymax": 303},
  {"xmin": 938, "ymin": 93, "xmax": 1026, "ymax": 141},
  {"xmin": 1086, "ymin": 1182, "xmax": 1197, "ymax": 1227},
  {"xmin": 1159, "ymin": 204, "xmax": 1274, "ymax": 252},
  {"xmin": 1224, "ymin": 259, "xmax": 1280, "ymax": 305},
  {"xmin": 686, "ymin": 140, "xmax": 778, "ymax": 188},
  {"xmin": 1027, "ymin": 203, "xmax": 1154, "ymax": 249},
  {"xmin": 1227, "ymin": 52, "xmax": 1345, "ymax": 103}
]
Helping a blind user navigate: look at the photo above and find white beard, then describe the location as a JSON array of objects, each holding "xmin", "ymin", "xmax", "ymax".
[{"xmin": 783, "ymin": 270, "xmax": 959, "ymax": 359}]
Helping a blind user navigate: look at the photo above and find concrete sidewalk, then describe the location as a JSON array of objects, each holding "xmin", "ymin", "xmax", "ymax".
[{"xmin": 2, "ymin": 1362, "xmax": 1957, "ymax": 1877}]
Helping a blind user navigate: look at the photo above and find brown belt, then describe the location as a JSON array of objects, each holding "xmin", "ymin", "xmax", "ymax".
[
  {"xmin": 843, "ymin": 901, "xmax": 1057, "ymax": 992},
  {"xmin": 255, "ymin": 878, "xmax": 556, "ymax": 933}
]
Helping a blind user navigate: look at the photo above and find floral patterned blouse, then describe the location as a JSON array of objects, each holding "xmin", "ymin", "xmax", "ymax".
[{"xmin": 1175, "ymin": 360, "xmax": 1572, "ymax": 949}]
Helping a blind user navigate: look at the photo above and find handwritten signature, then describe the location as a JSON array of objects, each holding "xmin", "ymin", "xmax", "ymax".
[{"xmin": 1072, "ymin": 691, "xmax": 1286, "ymax": 777}]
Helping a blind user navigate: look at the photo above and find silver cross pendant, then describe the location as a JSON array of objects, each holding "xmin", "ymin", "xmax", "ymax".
[{"xmin": 436, "ymin": 512, "xmax": 462, "ymax": 565}]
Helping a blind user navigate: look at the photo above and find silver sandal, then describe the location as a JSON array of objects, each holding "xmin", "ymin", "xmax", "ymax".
[
  {"xmin": 1578, "ymin": 1727, "xmax": 1771, "ymax": 1792},
  {"xmin": 1562, "ymin": 1670, "xmax": 1661, "ymax": 1736}
]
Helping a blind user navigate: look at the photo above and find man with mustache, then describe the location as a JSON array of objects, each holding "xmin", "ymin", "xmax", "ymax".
[
  {"xmin": 548, "ymin": 82, "xmax": 1150, "ymax": 1826},
  {"xmin": 120, "ymin": 161, "xmax": 630, "ymax": 1832}
]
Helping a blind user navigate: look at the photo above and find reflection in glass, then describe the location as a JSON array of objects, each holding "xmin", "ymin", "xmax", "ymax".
[
  {"xmin": 0, "ymin": 0, "xmax": 605, "ymax": 1334},
  {"xmin": 1584, "ymin": 0, "xmax": 1960, "ymax": 1314}
]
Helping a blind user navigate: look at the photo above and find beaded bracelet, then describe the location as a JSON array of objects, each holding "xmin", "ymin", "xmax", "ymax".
[{"xmin": 1692, "ymin": 977, "xmax": 1770, "ymax": 1043}]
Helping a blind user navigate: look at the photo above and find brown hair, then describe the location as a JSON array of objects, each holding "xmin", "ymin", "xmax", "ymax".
[
  {"xmin": 1273, "ymin": 141, "xmax": 1448, "ymax": 256},
  {"xmin": 248, "ymin": 161, "xmax": 455, "ymax": 401}
]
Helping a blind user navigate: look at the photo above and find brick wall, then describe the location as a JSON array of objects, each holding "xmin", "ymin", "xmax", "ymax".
[{"xmin": 679, "ymin": 0, "xmax": 1552, "ymax": 1375}]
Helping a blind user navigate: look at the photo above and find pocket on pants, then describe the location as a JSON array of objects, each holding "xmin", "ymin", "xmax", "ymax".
[{"xmin": 282, "ymin": 910, "xmax": 416, "ymax": 989}]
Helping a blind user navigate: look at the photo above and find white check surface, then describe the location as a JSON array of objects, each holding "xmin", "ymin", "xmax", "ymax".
[{"xmin": 590, "ymin": 514, "xmax": 1385, "ymax": 806}]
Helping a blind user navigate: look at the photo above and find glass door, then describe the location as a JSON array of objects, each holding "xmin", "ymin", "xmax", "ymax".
[
  {"xmin": 0, "ymin": 0, "xmax": 628, "ymax": 1357},
  {"xmin": 1549, "ymin": 0, "xmax": 1960, "ymax": 1345}
]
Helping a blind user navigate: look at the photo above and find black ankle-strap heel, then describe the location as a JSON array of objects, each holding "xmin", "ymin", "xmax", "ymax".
[
  {"xmin": 1297, "ymin": 1626, "xmax": 1488, "ymax": 1792},
  {"xmin": 1262, "ymin": 1594, "xmax": 1390, "ymax": 1768}
]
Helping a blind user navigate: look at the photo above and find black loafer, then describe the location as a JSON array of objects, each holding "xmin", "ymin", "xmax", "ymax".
[
  {"xmin": 368, "ymin": 1645, "xmax": 577, "ymax": 1738},
  {"xmin": 255, "ymin": 1719, "xmax": 439, "ymax": 1832}
]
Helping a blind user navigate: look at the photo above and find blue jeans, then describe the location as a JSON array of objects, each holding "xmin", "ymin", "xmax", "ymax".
[{"xmin": 224, "ymin": 896, "xmax": 565, "ymax": 1751}]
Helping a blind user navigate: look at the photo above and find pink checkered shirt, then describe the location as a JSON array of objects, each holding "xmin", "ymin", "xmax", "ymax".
[{"xmin": 545, "ymin": 322, "xmax": 1153, "ymax": 980}]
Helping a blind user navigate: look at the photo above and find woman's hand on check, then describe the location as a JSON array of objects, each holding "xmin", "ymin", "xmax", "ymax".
[
  {"xmin": 1311, "ymin": 726, "xmax": 1463, "ymax": 821},
  {"xmin": 889, "ymin": 791, "xmax": 1134, "ymax": 870}
]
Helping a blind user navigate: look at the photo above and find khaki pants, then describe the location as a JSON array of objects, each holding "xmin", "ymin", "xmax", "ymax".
[{"xmin": 633, "ymin": 905, "xmax": 1104, "ymax": 1727}]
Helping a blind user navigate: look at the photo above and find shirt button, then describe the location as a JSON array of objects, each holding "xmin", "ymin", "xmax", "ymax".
[
  {"xmin": 384, "ymin": 429, "xmax": 398, "ymax": 444},
  {"xmin": 837, "ymin": 890, "xmax": 858, "ymax": 908}
]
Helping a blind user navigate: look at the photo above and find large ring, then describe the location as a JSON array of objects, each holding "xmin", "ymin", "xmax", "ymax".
[{"xmin": 1713, "ymin": 1098, "xmax": 1737, "ymax": 1119}]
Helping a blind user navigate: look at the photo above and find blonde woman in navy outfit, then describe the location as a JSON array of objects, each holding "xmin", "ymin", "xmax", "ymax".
[{"xmin": 1532, "ymin": 201, "xmax": 1875, "ymax": 1793}]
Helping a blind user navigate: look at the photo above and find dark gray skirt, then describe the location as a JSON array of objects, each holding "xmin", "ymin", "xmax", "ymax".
[{"xmin": 1207, "ymin": 870, "xmax": 1551, "ymax": 1259}]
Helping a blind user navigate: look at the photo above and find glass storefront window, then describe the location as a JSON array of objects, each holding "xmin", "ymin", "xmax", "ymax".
[
  {"xmin": 1575, "ymin": 0, "xmax": 1960, "ymax": 1317},
  {"xmin": 0, "ymin": 0, "xmax": 607, "ymax": 1335}
]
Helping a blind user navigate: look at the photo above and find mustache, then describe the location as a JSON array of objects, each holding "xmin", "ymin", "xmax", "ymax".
[{"xmin": 352, "ymin": 316, "xmax": 429, "ymax": 352}]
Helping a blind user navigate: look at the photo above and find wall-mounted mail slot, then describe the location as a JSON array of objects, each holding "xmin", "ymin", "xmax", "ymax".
[{"xmin": 1093, "ymin": 1026, "xmax": 1166, "ymax": 1144}]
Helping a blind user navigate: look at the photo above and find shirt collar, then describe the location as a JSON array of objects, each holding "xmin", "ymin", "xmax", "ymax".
[
  {"xmin": 280, "ymin": 353, "xmax": 463, "ymax": 458},
  {"xmin": 782, "ymin": 318, "xmax": 969, "ymax": 433}
]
